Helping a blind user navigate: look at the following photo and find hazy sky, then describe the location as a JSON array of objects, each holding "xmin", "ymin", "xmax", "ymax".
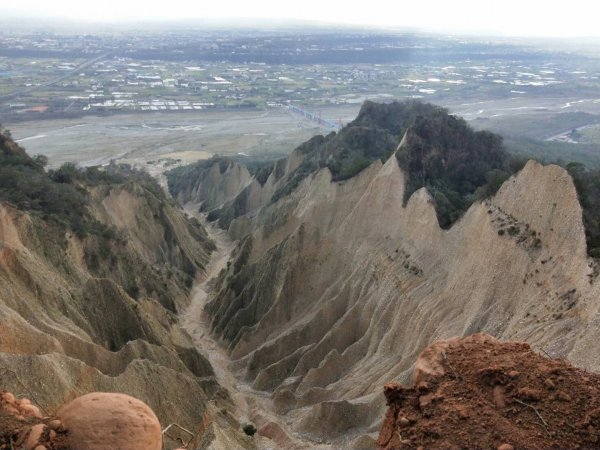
[{"xmin": 3, "ymin": 0, "xmax": 600, "ymax": 37}]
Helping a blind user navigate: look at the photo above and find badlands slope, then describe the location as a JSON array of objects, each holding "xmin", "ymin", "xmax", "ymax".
[
  {"xmin": 171, "ymin": 102, "xmax": 600, "ymax": 446},
  {"xmin": 0, "ymin": 145, "xmax": 227, "ymax": 445}
]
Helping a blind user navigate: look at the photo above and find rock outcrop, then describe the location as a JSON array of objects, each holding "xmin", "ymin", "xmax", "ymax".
[
  {"xmin": 167, "ymin": 157, "xmax": 254, "ymax": 214},
  {"xmin": 56, "ymin": 392, "xmax": 162, "ymax": 450},
  {"xmin": 173, "ymin": 103, "xmax": 600, "ymax": 444},
  {"xmin": 0, "ymin": 146, "xmax": 223, "ymax": 445},
  {"xmin": 187, "ymin": 401, "xmax": 257, "ymax": 450},
  {"xmin": 168, "ymin": 151, "xmax": 306, "ymax": 234},
  {"xmin": 377, "ymin": 333, "xmax": 600, "ymax": 449},
  {"xmin": 6, "ymin": 100, "xmax": 600, "ymax": 447},
  {"xmin": 2, "ymin": 390, "xmax": 164, "ymax": 450}
]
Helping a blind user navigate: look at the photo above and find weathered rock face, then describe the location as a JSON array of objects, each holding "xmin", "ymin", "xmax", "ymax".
[
  {"xmin": 0, "ymin": 177, "xmax": 221, "ymax": 442},
  {"xmin": 167, "ymin": 148, "xmax": 310, "ymax": 235},
  {"xmin": 186, "ymin": 401, "xmax": 257, "ymax": 450},
  {"xmin": 200, "ymin": 143, "xmax": 600, "ymax": 443},
  {"xmin": 167, "ymin": 158, "xmax": 254, "ymax": 214},
  {"xmin": 377, "ymin": 333, "xmax": 600, "ymax": 449}
]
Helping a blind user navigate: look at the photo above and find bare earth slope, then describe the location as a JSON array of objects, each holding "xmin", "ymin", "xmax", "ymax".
[
  {"xmin": 0, "ymin": 176, "xmax": 224, "ymax": 444},
  {"xmin": 377, "ymin": 333, "xmax": 600, "ymax": 450},
  {"xmin": 196, "ymin": 144, "xmax": 599, "ymax": 445},
  {"xmin": 169, "ymin": 158, "xmax": 254, "ymax": 214}
]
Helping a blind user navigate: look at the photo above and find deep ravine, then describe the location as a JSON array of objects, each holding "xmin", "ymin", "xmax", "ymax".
[{"xmin": 179, "ymin": 204, "xmax": 330, "ymax": 450}]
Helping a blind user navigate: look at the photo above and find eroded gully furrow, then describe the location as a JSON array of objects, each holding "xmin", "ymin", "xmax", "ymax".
[{"xmin": 179, "ymin": 205, "xmax": 330, "ymax": 450}]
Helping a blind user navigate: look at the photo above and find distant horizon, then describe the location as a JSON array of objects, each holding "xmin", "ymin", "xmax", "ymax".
[
  {"xmin": 1, "ymin": 16, "xmax": 600, "ymax": 43},
  {"xmin": 2, "ymin": 0, "xmax": 600, "ymax": 39}
]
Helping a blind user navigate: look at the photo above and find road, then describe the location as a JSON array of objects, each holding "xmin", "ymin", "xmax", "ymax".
[
  {"xmin": 0, "ymin": 53, "xmax": 109, "ymax": 103},
  {"xmin": 545, "ymin": 122, "xmax": 599, "ymax": 142}
]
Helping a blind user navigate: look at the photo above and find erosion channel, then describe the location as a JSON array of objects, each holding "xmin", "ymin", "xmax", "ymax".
[{"xmin": 181, "ymin": 205, "xmax": 331, "ymax": 450}]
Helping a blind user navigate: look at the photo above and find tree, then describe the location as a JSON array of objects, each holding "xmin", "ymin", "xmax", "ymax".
[
  {"xmin": 33, "ymin": 154, "xmax": 48, "ymax": 168},
  {"xmin": 242, "ymin": 423, "xmax": 257, "ymax": 437},
  {"xmin": 51, "ymin": 162, "xmax": 78, "ymax": 183}
]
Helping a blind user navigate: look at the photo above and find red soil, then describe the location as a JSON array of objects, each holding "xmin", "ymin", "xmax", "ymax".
[{"xmin": 377, "ymin": 333, "xmax": 600, "ymax": 450}]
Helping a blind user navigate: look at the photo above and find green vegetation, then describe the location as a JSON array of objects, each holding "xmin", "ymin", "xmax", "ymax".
[
  {"xmin": 390, "ymin": 105, "xmax": 600, "ymax": 254},
  {"xmin": 166, "ymin": 101, "xmax": 600, "ymax": 260},
  {"xmin": 395, "ymin": 106, "xmax": 525, "ymax": 228},
  {"xmin": 0, "ymin": 127, "xmax": 214, "ymax": 313},
  {"xmin": 504, "ymin": 136, "xmax": 600, "ymax": 169},
  {"xmin": 271, "ymin": 101, "xmax": 445, "ymax": 202},
  {"xmin": 242, "ymin": 423, "xmax": 257, "ymax": 437},
  {"xmin": 579, "ymin": 125, "xmax": 600, "ymax": 145},
  {"xmin": 471, "ymin": 112, "xmax": 600, "ymax": 169},
  {"xmin": 270, "ymin": 101, "xmax": 526, "ymax": 229},
  {"xmin": 472, "ymin": 112, "xmax": 600, "ymax": 140},
  {"xmin": 0, "ymin": 126, "xmax": 159, "ymax": 239},
  {"xmin": 566, "ymin": 162, "xmax": 600, "ymax": 258},
  {"xmin": 178, "ymin": 101, "xmax": 525, "ymax": 229},
  {"xmin": 0, "ymin": 128, "xmax": 96, "ymax": 236}
]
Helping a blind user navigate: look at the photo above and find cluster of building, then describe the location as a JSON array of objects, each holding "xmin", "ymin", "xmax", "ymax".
[{"xmin": 1, "ymin": 30, "xmax": 598, "ymax": 118}]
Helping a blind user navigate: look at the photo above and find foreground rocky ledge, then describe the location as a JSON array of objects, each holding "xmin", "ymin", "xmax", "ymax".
[
  {"xmin": 1, "ymin": 389, "xmax": 257, "ymax": 450},
  {"xmin": 1, "ymin": 391, "xmax": 163, "ymax": 450},
  {"xmin": 377, "ymin": 333, "xmax": 600, "ymax": 450}
]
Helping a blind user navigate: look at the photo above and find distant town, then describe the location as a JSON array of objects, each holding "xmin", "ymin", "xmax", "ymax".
[{"xmin": 2, "ymin": 28, "xmax": 600, "ymax": 123}]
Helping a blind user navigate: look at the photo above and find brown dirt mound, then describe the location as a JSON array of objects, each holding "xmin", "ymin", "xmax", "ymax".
[
  {"xmin": 377, "ymin": 333, "xmax": 600, "ymax": 450},
  {"xmin": 56, "ymin": 392, "xmax": 162, "ymax": 450}
]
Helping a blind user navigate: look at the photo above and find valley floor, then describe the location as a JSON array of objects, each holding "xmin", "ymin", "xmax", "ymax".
[{"xmin": 180, "ymin": 205, "xmax": 331, "ymax": 449}]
